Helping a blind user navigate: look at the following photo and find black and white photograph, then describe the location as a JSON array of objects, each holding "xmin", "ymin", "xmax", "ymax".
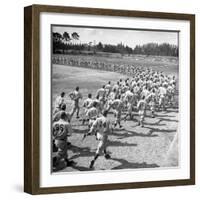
[{"xmin": 51, "ymin": 25, "xmax": 179, "ymax": 173}]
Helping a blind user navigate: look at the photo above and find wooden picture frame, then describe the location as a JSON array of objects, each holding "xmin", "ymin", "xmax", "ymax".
[{"xmin": 24, "ymin": 4, "xmax": 195, "ymax": 194}]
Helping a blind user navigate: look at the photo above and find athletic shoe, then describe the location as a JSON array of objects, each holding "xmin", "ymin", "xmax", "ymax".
[
  {"xmin": 105, "ymin": 154, "xmax": 111, "ymax": 159},
  {"xmin": 65, "ymin": 159, "xmax": 75, "ymax": 166}
]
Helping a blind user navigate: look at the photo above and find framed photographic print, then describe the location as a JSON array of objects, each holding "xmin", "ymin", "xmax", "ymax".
[{"xmin": 24, "ymin": 4, "xmax": 195, "ymax": 194}]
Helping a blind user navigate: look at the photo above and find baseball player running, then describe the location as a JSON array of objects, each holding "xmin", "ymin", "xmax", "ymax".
[
  {"xmin": 69, "ymin": 86, "xmax": 83, "ymax": 119},
  {"xmin": 87, "ymin": 110, "xmax": 111, "ymax": 169}
]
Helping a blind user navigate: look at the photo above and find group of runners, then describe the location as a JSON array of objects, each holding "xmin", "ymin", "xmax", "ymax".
[
  {"xmin": 52, "ymin": 55, "xmax": 159, "ymax": 76},
  {"xmin": 52, "ymin": 67, "xmax": 177, "ymax": 171}
]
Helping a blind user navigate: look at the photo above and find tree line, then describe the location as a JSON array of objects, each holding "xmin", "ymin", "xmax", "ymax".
[
  {"xmin": 133, "ymin": 43, "xmax": 178, "ymax": 57},
  {"xmin": 52, "ymin": 31, "xmax": 178, "ymax": 57}
]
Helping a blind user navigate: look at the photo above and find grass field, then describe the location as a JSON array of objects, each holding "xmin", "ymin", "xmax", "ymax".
[
  {"xmin": 52, "ymin": 58, "xmax": 179, "ymax": 172},
  {"xmin": 52, "ymin": 64, "xmax": 129, "ymax": 104}
]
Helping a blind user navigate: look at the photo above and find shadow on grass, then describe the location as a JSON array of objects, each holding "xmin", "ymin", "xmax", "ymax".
[
  {"xmin": 157, "ymin": 117, "xmax": 178, "ymax": 123},
  {"xmin": 144, "ymin": 118, "xmax": 166, "ymax": 126},
  {"xmin": 111, "ymin": 129, "xmax": 158, "ymax": 139},
  {"xmin": 122, "ymin": 117, "xmax": 138, "ymax": 123},
  {"xmin": 165, "ymin": 109, "xmax": 179, "ymax": 113},
  {"xmin": 69, "ymin": 145, "xmax": 94, "ymax": 159},
  {"xmin": 108, "ymin": 139, "xmax": 137, "ymax": 147},
  {"xmin": 65, "ymin": 139, "xmax": 138, "ymax": 171},
  {"xmin": 146, "ymin": 126, "xmax": 177, "ymax": 135},
  {"xmin": 52, "ymin": 144, "xmax": 94, "ymax": 172},
  {"xmin": 70, "ymin": 164, "xmax": 93, "ymax": 171},
  {"xmin": 110, "ymin": 157, "xmax": 159, "ymax": 169},
  {"xmin": 73, "ymin": 128, "xmax": 88, "ymax": 134},
  {"xmin": 155, "ymin": 114, "xmax": 175, "ymax": 118},
  {"xmin": 53, "ymin": 159, "xmax": 93, "ymax": 172}
]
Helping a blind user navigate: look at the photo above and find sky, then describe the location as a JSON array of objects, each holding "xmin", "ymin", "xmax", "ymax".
[{"xmin": 52, "ymin": 25, "xmax": 178, "ymax": 48}]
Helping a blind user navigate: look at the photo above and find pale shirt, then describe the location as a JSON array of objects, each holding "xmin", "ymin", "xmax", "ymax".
[
  {"xmin": 147, "ymin": 92, "xmax": 156, "ymax": 103},
  {"xmin": 53, "ymin": 111, "xmax": 71, "ymax": 122},
  {"xmin": 109, "ymin": 91, "xmax": 116, "ymax": 101},
  {"xmin": 112, "ymin": 84, "xmax": 119, "ymax": 92},
  {"xmin": 110, "ymin": 99, "xmax": 123, "ymax": 111},
  {"xmin": 167, "ymin": 86, "xmax": 174, "ymax": 94},
  {"xmin": 52, "ymin": 119, "xmax": 72, "ymax": 140},
  {"xmin": 133, "ymin": 86, "xmax": 140, "ymax": 94},
  {"xmin": 141, "ymin": 89, "xmax": 150, "ymax": 99},
  {"xmin": 83, "ymin": 98, "xmax": 93, "ymax": 109},
  {"xmin": 90, "ymin": 116, "xmax": 110, "ymax": 137},
  {"xmin": 124, "ymin": 90, "xmax": 134, "ymax": 103},
  {"xmin": 159, "ymin": 87, "xmax": 167, "ymax": 97},
  {"xmin": 70, "ymin": 91, "xmax": 82, "ymax": 102},
  {"xmin": 105, "ymin": 84, "xmax": 112, "ymax": 92},
  {"xmin": 137, "ymin": 99, "xmax": 146, "ymax": 111},
  {"xmin": 86, "ymin": 107, "xmax": 98, "ymax": 119},
  {"xmin": 96, "ymin": 88, "xmax": 106, "ymax": 98},
  {"xmin": 55, "ymin": 96, "xmax": 65, "ymax": 108}
]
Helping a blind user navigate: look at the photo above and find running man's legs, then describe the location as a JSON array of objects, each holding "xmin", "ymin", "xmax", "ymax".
[
  {"xmin": 124, "ymin": 103, "xmax": 133, "ymax": 120},
  {"xmin": 114, "ymin": 110, "xmax": 122, "ymax": 128},
  {"xmin": 70, "ymin": 101, "xmax": 80, "ymax": 118},
  {"xmin": 150, "ymin": 102, "xmax": 155, "ymax": 118},
  {"xmin": 90, "ymin": 135, "xmax": 110, "ymax": 168},
  {"xmin": 138, "ymin": 111, "xmax": 145, "ymax": 127}
]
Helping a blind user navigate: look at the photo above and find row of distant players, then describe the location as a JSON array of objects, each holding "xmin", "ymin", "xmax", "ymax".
[{"xmin": 53, "ymin": 55, "xmax": 177, "ymax": 79}]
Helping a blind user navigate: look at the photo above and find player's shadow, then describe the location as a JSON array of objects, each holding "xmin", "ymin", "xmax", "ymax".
[
  {"xmin": 122, "ymin": 117, "xmax": 138, "ymax": 123},
  {"xmin": 146, "ymin": 126, "xmax": 177, "ymax": 135},
  {"xmin": 69, "ymin": 144, "xmax": 94, "ymax": 159},
  {"xmin": 144, "ymin": 119, "xmax": 166, "ymax": 126},
  {"xmin": 73, "ymin": 128, "xmax": 88, "ymax": 134},
  {"xmin": 70, "ymin": 164, "xmax": 93, "ymax": 171},
  {"xmin": 113, "ymin": 127, "xmax": 126, "ymax": 131},
  {"xmin": 108, "ymin": 139, "xmax": 137, "ymax": 147},
  {"xmin": 157, "ymin": 117, "xmax": 178, "ymax": 123},
  {"xmin": 165, "ymin": 109, "xmax": 179, "ymax": 113},
  {"xmin": 110, "ymin": 157, "xmax": 159, "ymax": 170},
  {"xmin": 59, "ymin": 144, "xmax": 95, "ymax": 171},
  {"xmin": 155, "ymin": 114, "xmax": 175, "ymax": 118},
  {"xmin": 111, "ymin": 130, "xmax": 158, "ymax": 139},
  {"xmin": 127, "ymin": 130, "xmax": 158, "ymax": 137}
]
